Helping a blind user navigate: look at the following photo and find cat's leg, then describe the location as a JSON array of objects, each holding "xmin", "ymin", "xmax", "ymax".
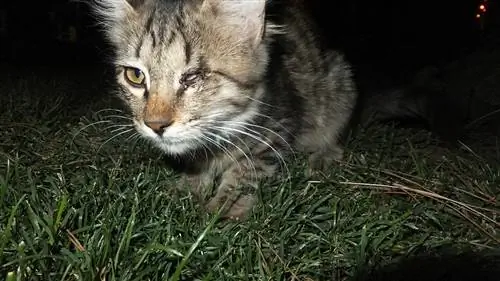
[
  {"xmin": 300, "ymin": 124, "xmax": 344, "ymax": 176},
  {"xmin": 305, "ymin": 52, "xmax": 356, "ymax": 175},
  {"xmin": 176, "ymin": 173, "xmax": 214, "ymax": 205},
  {"xmin": 308, "ymin": 144, "xmax": 344, "ymax": 172},
  {"xmin": 205, "ymin": 158, "xmax": 276, "ymax": 220}
]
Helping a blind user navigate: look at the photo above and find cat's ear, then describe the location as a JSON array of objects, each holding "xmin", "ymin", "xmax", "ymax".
[
  {"xmin": 202, "ymin": 0, "xmax": 267, "ymax": 46},
  {"xmin": 94, "ymin": 0, "xmax": 146, "ymax": 22},
  {"xmin": 125, "ymin": 0, "xmax": 146, "ymax": 10}
]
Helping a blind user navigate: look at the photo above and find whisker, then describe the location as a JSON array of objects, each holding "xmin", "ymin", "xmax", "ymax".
[
  {"xmin": 221, "ymin": 120, "xmax": 295, "ymax": 155},
  {"xmin": 102, "ymin": 121, "xmax": 134, "ymax": 130},
  {"xmin": 94, "ymin": 108, "xmax": 125, "ymax": 115},
  {"xmin": 192, "ymin": 135, "xmax": 215, "ymax": 162},
  {"xmin": 205, "ymin": 129, "xmax": 258, "ymax": 182},
  {"xmin": 97, "ymin": 128, "xmax": 134, "ymax": 154},
  {"xmin": 109, "ymin": 126, "xmax": 135, "ymax": 135},
  {"xmin": 242, "ymin": 94, "xmax": 277, "ymax": 109},
  {"xmin": 127, "ymin": 133, "xmax": 147, "ymax": 151},
  {"xmin": 213, "ymin": 125, "xmax": 291, "ymax": 182},
  {"xmin": 101, "ymin": 114, "xmax": 134, "ymax": 122},
  {"xmin": 253, "ymin": 112, "xmax": 295, "ymax": 137},
  {"xmin": 125, "ymin": 132, "xmax": 140, "ymax": 142},
  {"xmin": 200, "ymin": 133, "xmax": 243, "ymax": 174},
  {"xmin": 102, "ymin": 123, "xmax": 134, "ymax": 129},
  {"xmin": 72, "ymin": 120, "xmax": 113, "ymax": 141}
]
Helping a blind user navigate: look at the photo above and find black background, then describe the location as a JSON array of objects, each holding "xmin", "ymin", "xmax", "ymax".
[{"xmin": 0, "ymin": 0, "xmax": 498, "ymax": 81}]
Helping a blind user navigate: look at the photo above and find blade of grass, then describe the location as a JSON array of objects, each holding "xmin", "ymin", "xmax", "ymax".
[
  {"xmin": 169, "ymin": 203, "xmax": 224, "ymax": 281},
  {"xmin": 0, "ymin": 195, "xmax": 26, "ymax": 263}
]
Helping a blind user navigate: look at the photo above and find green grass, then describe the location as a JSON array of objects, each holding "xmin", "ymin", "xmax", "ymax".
[{"xmin": 0, "ymin": 67, "xmax": 499, "ymax": 281}]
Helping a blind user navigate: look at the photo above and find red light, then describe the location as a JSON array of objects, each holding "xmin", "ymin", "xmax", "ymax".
[{"xmin": 480, "ymin": 4, "xmax": 486, "ymax": 10}]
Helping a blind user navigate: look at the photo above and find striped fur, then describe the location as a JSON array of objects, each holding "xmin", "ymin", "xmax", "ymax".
[{"xmin": 95, "ymin": 0, "xmax": 357, "ymax": 219}]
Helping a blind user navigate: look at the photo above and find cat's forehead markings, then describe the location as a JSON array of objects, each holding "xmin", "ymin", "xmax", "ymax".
[
  {"xmin": 158, "ymin": 29, "xmax": 192, "ymax": 71},
  {"xmin": 173, "ymin": 14, "xmax": 192, "ymax": 65}
]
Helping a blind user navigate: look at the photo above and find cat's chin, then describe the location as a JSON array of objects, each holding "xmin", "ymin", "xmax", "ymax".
[
  {"xmin": 155, "ymin": 140, "xmax": 198, "ymax": 155},
  {"xmin": 144, "ymin": 131, "xmax": 200, "ymax": 155}
]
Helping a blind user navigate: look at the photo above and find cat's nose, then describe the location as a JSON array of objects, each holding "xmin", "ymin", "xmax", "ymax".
[{"xmin": 144, "ymin": 120, "xmax": 173, "ymax": 135}]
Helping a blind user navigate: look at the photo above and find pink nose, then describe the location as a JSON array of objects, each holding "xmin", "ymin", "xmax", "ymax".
[{"xmin": 144, "ymin": 120, "xmax": 173, "ymax": 135}]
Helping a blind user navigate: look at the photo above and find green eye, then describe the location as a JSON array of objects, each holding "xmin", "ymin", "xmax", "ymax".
[{"xmin": 124, "ymin": 67, "xmax": 146, "ymax": 86}]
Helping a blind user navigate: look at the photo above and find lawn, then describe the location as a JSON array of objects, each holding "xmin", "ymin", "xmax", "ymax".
[{"xmin": 0, "ymin": 65, "xmax": 499, "ymax": 281}]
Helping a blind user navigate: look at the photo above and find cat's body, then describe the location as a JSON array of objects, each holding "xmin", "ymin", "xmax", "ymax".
[{"xmin": 95, "ymin": 0, "xmax": 357, "ymax": 218}]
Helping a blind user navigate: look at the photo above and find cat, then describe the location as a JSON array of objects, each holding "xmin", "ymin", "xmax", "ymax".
[{"xmin": 94, "ymin": 0, "xmax": 357, "ymax": 219}]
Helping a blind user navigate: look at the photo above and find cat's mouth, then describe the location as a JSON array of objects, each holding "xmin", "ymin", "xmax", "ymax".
[{"xmin": 133, "ymin": 119, "xmax": 202, "ymax": 155}]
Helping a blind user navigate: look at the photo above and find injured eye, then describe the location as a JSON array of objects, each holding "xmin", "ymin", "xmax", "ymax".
[{"xmin": 180, "ymin": 70, "xmax": 204, "ymax": 89}]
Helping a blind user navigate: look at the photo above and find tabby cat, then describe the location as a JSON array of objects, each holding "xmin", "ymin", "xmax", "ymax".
[{"xmin": 94, "ymin": 0, "xmax": 357, "ymax": 219}]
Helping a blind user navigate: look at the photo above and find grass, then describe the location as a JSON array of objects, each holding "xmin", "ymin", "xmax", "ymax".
[{"xmin": 0, "ymin": 65, "xmax": 499, "ymax": 281}]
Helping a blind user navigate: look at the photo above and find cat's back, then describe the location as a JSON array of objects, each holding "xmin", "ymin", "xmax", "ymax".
[
  {"xmin": 265, "ymin": 1, "xmax": 357, "ymax": 159},
  {"xmin": 268, "ymin": 2, "xmax": 327, "ymax": 74},
  {"xmin": 270, "ymin": 2, "xmax": 356, "ymax": 102}
]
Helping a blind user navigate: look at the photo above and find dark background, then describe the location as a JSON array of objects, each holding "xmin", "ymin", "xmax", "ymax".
[{"xmin": 0, "ymin": 0, "xmax": 498, "ymax": 82}]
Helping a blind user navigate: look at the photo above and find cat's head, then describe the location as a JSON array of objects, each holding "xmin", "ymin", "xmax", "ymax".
[{"xmin": 95, "ymin": 0, "xmax": 275, "ymax": 155}]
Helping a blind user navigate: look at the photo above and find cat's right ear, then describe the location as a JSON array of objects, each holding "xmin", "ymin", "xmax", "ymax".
[{"xmin": 93, "ymin": 0, "xmax": 145, "ymax": 23}]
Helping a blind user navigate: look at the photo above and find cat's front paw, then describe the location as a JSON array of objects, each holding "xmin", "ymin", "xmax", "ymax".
[
  {"xmin": 306, "ymin": 146, "xmax": 344, "ymax": 176},
  {"xmin": 176, "ymin": 174, "xmax": 206, "ymax": 203},
  {"xmin": 206, "ymin": 193, "xmax": 256, "ymax": 221}
]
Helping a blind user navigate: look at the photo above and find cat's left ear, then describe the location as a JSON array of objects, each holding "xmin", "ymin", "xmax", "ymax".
[{"xmin": 202, "ymin": 0, "xmax": 267, "ymax": 46}]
